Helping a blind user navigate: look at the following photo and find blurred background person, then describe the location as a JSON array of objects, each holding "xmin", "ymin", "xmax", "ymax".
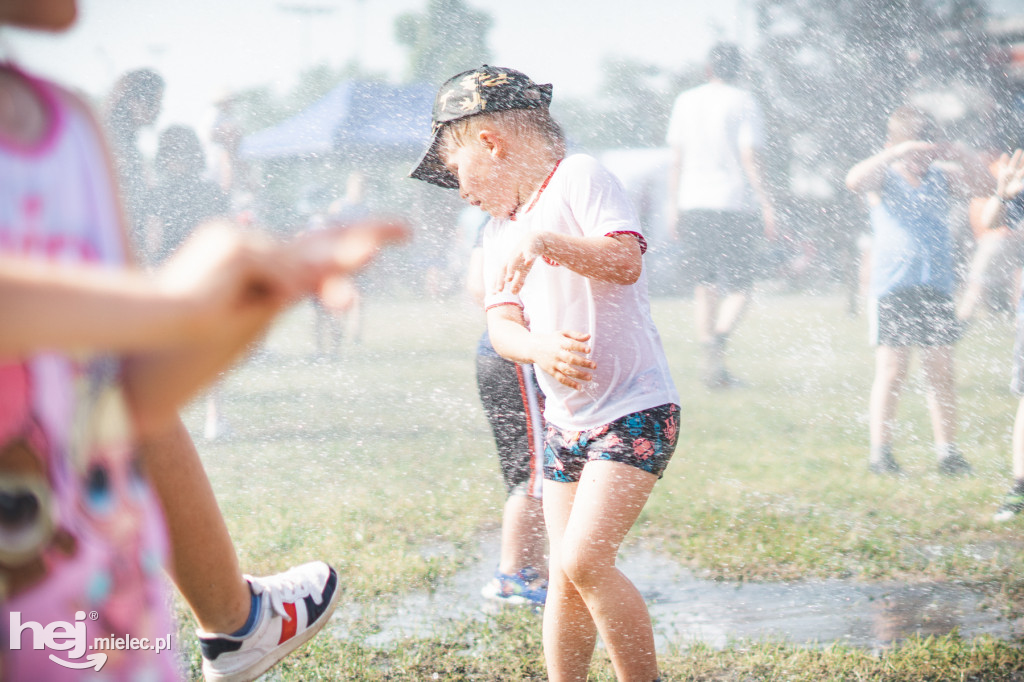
[
  {"xmin": 148, "ymin": 124, "xmax": 229, "ymax": 264},
  {"xmin": 957, "ymin": 144, "xmax": 1023, "ymax": 327},
  {"xmin": 982, "ymin": 149, "xmax": 1024, "ymax": 521},
  {"xmin": 463, "ymin": 205, "xmax": 548, "ymax": 606},
  {"xmin": 666, "ymin": 42, "xmax": 777, "ymax": 389},
  {"xmin": 313, "ymin": 170, "xmax": 371, "ymax": 356},
  {"xmin": 147, "ymin": 124, "xmax": 233, "ymax": 440},
  {"xmin": 103, "ymin": 67, "xmax": 164, "ymax": 264}
]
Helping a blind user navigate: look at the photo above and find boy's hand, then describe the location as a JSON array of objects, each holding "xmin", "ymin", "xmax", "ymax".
[
  {"xmin": 533, "ymin": 330, "xmax": 597, "ymax": 390},
  {"xmin": 494, "ymin": 232, "xmax": 546, "ymax": 295},
  {"xmin": 996, "ymin": 149, "xmax": 1024, "ymax": 202}
]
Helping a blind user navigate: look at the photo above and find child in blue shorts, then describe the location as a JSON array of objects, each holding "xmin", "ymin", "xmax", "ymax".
[{"xmin": 412, "ymin": 66, "xmax": 680, "ymax": 682}]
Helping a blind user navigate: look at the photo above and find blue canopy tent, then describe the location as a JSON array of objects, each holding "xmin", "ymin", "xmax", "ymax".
[{"xmin": 240, "ymin": 81, "xmax": 436, "ymax": 160}]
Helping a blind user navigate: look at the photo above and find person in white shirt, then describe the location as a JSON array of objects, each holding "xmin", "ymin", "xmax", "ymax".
[
  {"xmin": 666, "ymin": 42, "xmax": 776, "ymax": 388},
  {"xmin": 412, "ymin": 65, "xmax": 680, "ymax": 682}
]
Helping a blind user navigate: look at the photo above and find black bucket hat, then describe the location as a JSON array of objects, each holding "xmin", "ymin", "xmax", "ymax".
[{"xmin": 409, "ymin": 65, "xmax": 553, "ymax": 189}]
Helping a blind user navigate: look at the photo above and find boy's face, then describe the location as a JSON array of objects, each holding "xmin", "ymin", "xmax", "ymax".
[{"xmin": 442, "ymin": 132, "xmax": 519, "ymax": 219}]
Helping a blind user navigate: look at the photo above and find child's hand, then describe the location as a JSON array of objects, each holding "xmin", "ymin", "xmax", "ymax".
[
  {"xmin": 534, "ymin": 330, "xmax": 597, "ymax": 390},
  {"xmin": 157, "ymin": 220, "xmax": 298, "ymax": 321},
  {"xmin": 996, "ymin": 149, "xmax": 1024, "ymax": 202},
  {"xmin": 494, "ymin": 232, "xmax": 546, "ymax": 295},
  {"xmin": 289, "ymin": 217, "xmax": 411, "ymax": 304}
]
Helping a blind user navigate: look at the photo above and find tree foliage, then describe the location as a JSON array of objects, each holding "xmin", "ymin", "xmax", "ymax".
[
  {"xmin": 395, "ymin": 0, "xmax": 492, "ymax": 86},
  {"xmin": 556, "ymin": 57, "xmax": 692, "ymax": 152},
  {"xmin": 752, "ymin": 0, "xmax": 997, "ymax": 202}
]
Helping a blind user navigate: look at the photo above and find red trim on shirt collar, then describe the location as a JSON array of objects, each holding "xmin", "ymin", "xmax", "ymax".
[{"xmin": 511, "ymin": 159, "xmax": 562, "ymax": 221}]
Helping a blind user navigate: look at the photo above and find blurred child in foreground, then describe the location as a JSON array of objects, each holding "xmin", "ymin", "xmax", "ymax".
[{"xmin": 0, "ymin": 1, "xmax": 406, "ymax": 679}]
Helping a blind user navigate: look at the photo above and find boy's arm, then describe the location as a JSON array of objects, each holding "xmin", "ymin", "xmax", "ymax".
[
  {"xmin": 486, "ymin": 304, "xmax": 596, "ymax": 390},
  {"xmin": 739, "ymin": 145, "xmax": 777, "ymax": 239},
  {"xmin": 495, "ymin": 232, "xmax": 642, "ymax": 296},
  {"xmin": 666, "ymin": 145, "xmax": 682, "ymax": 238},
  {"xmin": 845, "ymin": 141, "xmax": 925, "ymax": 194},
  {"xmin": 466, "ymin": 247, "xmax": 486, "ymax": 308}
]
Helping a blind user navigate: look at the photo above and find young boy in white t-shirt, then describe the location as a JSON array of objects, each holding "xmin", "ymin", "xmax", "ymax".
[{"xmin": 412, "ymin": 65, "xmax": 680, "ymax": 682}]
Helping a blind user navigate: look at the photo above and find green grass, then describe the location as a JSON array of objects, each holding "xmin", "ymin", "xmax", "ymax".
[{"xmin": 173, "ymin": 290, "xmax": 1024, "ymax": 680}]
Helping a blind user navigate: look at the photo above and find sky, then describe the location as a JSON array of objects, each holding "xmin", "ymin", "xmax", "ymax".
[{"xmin": 2, "ymin": 0, "xmax": 756, "ymax": 142}]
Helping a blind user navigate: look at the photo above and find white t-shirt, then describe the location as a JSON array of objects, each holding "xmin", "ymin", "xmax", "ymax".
[
  {"xmin": 665, "ymin": 81, "xmax": 764, "ymax": 212},
  {"xmin": 483, "ymin": 154, "xmax": 679, "ymax": 431}
]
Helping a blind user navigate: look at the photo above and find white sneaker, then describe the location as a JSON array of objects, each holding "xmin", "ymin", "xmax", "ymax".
[{"xmin": 199, "ymin": 561, "xmax": 340, "ymax": 682}]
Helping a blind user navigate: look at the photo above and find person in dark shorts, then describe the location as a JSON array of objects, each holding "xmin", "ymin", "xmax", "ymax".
[
  {"xmin": 466, "ymin": 206, "xmax": 549, "ymax": 605},
  {"xmin": 666, "ymin": 43, "xmax": 777, "ymax": 388},
  {"xmin": 846, "ymin": 105, "xmax": 991, "ymax": 476}
]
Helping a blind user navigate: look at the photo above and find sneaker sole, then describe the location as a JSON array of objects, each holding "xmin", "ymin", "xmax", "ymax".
[
  {"xmin": 480, "ymin": 584, "xmax": 543, "ymax": 607},
  {"xmin": 204, "ymin": 579, "xmax": 342, "ymax": 682}
]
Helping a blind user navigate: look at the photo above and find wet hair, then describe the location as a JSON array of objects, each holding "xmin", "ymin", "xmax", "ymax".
[
  {"xmin": 155, "ymin": 125, "xmax": 205, "ymax": 179},
  {"xmin": 708, "ymin": 42, "xmax": 742, "ymax": 82},
  {"xmin": 440, "ymin": 107, "xmax": 566, "ymax": 160},
  {"xmin": 887, "ymin": 106, "xmax": 940, "ymax": 144}
]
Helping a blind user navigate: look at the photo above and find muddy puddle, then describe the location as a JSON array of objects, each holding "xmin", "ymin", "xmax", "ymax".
[{"xmin": 332, "ymin": 534, "xmax": 1022, "ymax": 651}]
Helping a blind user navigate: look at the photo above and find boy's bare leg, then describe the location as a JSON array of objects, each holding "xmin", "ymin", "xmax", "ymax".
[
  {"xmin": 140, "ymin": 417, "xmax": 251, "ymax": 634},
  {"xmin": 921, "ymin": 345, "xmax": 957, "ymax": 447},
  {"xmin": 545, "ymin": 462, "xmax": 660, "ymax": 682},
  {"xmin": 693, "ymin": 284, "xmax": 718, "ymax": 345},
  {"xmin": 543, "ymin": 479, "xmax": 597, "ymax": 682},
  {"xmin": 499, "ymin": 493, "xmax": 546, "ymax": 578},
  {"xmin": 714, "ymin": 290, "xmax": 749, "ymax": 338},
  {"xmin": 869, "ymin": 346, "xmax": 910, "ymax": 450}
]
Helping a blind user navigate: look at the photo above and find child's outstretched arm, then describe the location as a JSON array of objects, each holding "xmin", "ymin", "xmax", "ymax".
[
  {"xmin": 0, "ymin": 258, "xmax": 205, "ymax": 357},
  {"xmin": 486, "ymin": 303, "xmax": 596, "ymax": 390},
  {"xmin": 494, "ymin": 232, "xmax": 642, "ymax": 296},
  {"xmin": 0, "ymin": 217, "xmax": 408, "ymax": 436},
  {"xmin": 125, "ymin": 218, "xmax": 409, "ymax": 434},
  {"xmin": 845, "ymin": 141, "xmax": 934, "ymax": 194}
]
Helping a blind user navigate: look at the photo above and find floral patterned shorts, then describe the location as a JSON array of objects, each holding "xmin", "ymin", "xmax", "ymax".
[{"xmin": 544, "ymin": 403, "xmax": 680, "ymax": 483}]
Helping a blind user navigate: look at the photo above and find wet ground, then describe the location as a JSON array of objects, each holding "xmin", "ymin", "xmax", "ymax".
[{"xmin": 333, "ymin": 534, "xmax": 1022, "ymax": 652}]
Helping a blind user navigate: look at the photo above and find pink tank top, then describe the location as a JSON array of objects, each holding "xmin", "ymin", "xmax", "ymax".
[{"xmin": 0, "ymin": 69, "xmax": 179, "ymax": 681}]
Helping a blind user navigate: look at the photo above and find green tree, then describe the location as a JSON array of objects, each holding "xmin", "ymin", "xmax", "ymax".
[
  {"xmin": 395, "ymin": 0, "xmax": 492, "ymax": 85},
  {"xmin": 753, "ymin": 0, "xmax": 995, "ymax": 201},
  {"xmin": 557, "ymin": 57, "xmax": 682, "ymax": 151},
  {"xmin": 748, "ymin": 0, "xmax": 998, "ymax": 294}
]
